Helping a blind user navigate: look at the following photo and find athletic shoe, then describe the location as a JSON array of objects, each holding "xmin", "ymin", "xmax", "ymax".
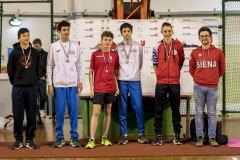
[
  {"xmin": 85, "ymin": 139, "xmax": 95, "ymax": 149},
  {"xmin": 173, "ymin": 134, "xmax": 182, "ymax": 145},
  {"xmin": 12, "ymin": 141, "xmax": 24, "ymax": 150},
  {"xmin": 153, "ymin": 134, "xmax": 162, "ymax": 146},
  {"xmin": 53, "ymin": 138, "xmax": 65, "ymax": 148},
  {"xmin": 101, "ymin": 137, "xmax": 112, "ymax": 146},
  {"xmin": 210, "ymin": 138, "xmax": 219, "ymax": 147},
  {"xmin": 70, "ymin": 138, "xmax": 81, "ymax": 147},
  {"xmin": 118, "ymin": 135, "xmax": 128, "ymax": 145},
  {"xmin": 26, "ymin": 140, "xmax": 38, "ymax": 149},
  {"xmin": 195, "ymin": 136, "xmax": 204, "ymax": 147},
  {"xmin": 138, "ymin": 134, "xmax": 149, "ymax": 144}
]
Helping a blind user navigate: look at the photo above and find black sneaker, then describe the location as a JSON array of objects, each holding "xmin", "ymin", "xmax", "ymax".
[
  {"xmin": 53, "ymin": 138, "xmax": 65, "ymax": 148},
  {"xmin": 70, "ymin": 138, "xmax": 81, "ymax": 147},
  {"xmin": 12, "ymin": 141, "xmax": 24, "ymax": 150},
  {"xmin": 138, "ymin": 134, "xmax": 149, "ymax": 144},
  {"xmin": 118, "ymin": 135, "xmax": 128, "ymax": 145},
  {"xmin": 26, "ymin": 140, "xmax": 38, "ymax": 149},
  {"xmin": 173, "ymin": 134, "xmax": 182, "ymax": 145},
  {"xmin": 153, "ymin": 134, "xmax": 162, "ymax": 146}
]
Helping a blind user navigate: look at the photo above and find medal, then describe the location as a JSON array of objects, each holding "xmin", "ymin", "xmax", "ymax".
[
  {"xmin": 22, "ymin": 47, "xmax": 31, "ymax": 69},
  {"xmin": 59, "ymin": 40, "xmax": 71, "ymax": 63},
  {"xmin": 163, "ymin": 41, "xmax": 174, "ymax": 63},
  {"xmin": 122, "ymin": 41, "xmax": 132, "ymax": 65},
  {"xmin": 102, "ymin": 50, "xmax": 110, "ymax": 73}
]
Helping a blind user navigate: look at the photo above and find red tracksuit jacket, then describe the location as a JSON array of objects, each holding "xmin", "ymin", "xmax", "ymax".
[
  {"xmin": 152, "ymin": 39, "xmax": 185, "ymax": 84},
  {"xmin": 189, "ymin": 45, "xmax": 226, "ymax": 87}
]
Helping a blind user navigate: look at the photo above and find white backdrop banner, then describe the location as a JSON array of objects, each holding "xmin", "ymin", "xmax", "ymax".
[{"xmin": 69, "ymin": 17, "xmax": 220, "ymax": 96}]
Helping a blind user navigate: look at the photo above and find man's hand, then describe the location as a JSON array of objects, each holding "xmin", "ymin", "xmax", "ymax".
[
  {"xmin": 48, "ymin": 85, "xmax": 54, "ymax": 96},
  {"xmin": 77, "ymin": 83, "xmax": 83, "ymax": 94},
  {"xmin": 90, "ymin": 88, "xmax": 94, "ymax": 98},
  {"xmin": 40, "ymin": 76, "xmax": 46, "ymax": 80},
  {"xmin": 115, "ymin": 88, "xmax": 120, "ymax": 96}
]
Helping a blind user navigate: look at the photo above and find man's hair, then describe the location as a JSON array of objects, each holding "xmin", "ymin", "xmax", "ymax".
[
  {"xmin": 120, "ymin": 22, "xmax": 133, "ymax": 34},
  {"xmin": 33, "ymin": 38, "xmax": 42, "ymax": 45},
  {"xmin": 57, "ymin": 20, "xmax": 71, "ymax": 31},
  {"xmin": 101, "ymin": 31, "xmax": 114, "ymax": 40},
  {"xmin": 161, "ymin": 22, "xmax": 172, "ymax": 30},
  {"xmin": 198, "ymin": 26, "xmax": 212, "ymax": 36},
  {"xmin": 18, "ymin": 28, "xmax": 29, "ymax": 38}
]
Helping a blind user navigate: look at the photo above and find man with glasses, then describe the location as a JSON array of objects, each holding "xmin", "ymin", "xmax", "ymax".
[
  {"xmin": 152, "ymin": 22, "xmax": 185, "ymax": 146},
  {"xmin": 189, "ymin": 26, "xmax": 225, "ymax": 147}
]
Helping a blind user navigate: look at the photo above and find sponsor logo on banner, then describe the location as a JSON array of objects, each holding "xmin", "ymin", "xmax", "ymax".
[
  {"xmin": 117, "ymin": 20, "xmax": 127, "ymax": 23},
  {"xmin": 150, "ymin": 20, "xmax": 158, "ymax": 23},
  {"xmin": 101, "ymin": 27, "xmax": 110, "ymax": 30},
  {"xmin": 212, "ymin": 32, "xmax": 218, "ymax": 35},
  {"xmin": 182, "ymin": 33, "xmax": 196, "ymax": 36},
  {"xmin": 149, "ymin": 27, "xmax": 158, "ymax": 30},
  {"xmin": 206, "ymin": 25, "xmax": 218, "ymax": 29},
  {"xmin": 182, "ymin": 26, "xmax": 196, "ymax": 29},
  {"xmin": 101, "ymin": 19, "xmax": 110, "ymax": 23},
  {"xmin": 85, "ymin": 20, "xmax": 94, "ymax": 24},
  {"xmin": 85, "ymin": 28, "xmax": 93, "ymax": 31},
  {"xmin": 150, "ymin": 33, "xmax": 159, "ymax": 37},
  {"xmin": 183, "ymin": 43, "xmax": 198, "ymax": 48},
  {"xmin": 85, "ymin": 34, "xmax": 94, "ymax": 38},
  {"xmin": 202, "ymin": 19, "xmax": 217, "ymax": 22},
  {"xmin": 182, "ymin": 19, "xmax": 198, "ymax": 22}
]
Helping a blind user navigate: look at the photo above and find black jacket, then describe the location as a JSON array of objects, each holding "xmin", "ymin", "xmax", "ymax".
[
  {"xmin": 7, "ymin": 42, "xmax": 41, "ymax": 86},
  {"xmin": 38, "ymin": 49, "xmax": 48, "ymax": 79}
]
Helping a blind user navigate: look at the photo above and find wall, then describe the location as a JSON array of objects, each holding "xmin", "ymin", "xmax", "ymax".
[
  {"xmin": 3, "ymin": 0, "xmax": 74, "ymax": 14},
  {"xmin": 1, "ymin": 17, "xmax": 63, "ymax": 67},
  {"xmin": 150, "ymin": 0, "xmax": 221, "ymax": 12},
  {"xmin": 3, "ymin": 0, "xmax": 222, "ymax": 14},
  {"xmin": 72, "ymin": 0, "xmax": 222, "ymax": 13}
]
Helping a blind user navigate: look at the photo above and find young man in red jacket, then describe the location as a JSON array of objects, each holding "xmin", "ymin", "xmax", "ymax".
[
  {"xmin": 152, "ymin": 22, "xmax": 185, "ymax": 145},
  {"xmin": 189, "ymin": 26, "xmax": 225, "ymax": 147}
]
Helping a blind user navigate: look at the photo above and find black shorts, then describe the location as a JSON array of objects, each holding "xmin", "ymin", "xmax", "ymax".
[{"xmin": 92, "ymin": 92, "xmax": 116, "ymax": 104}]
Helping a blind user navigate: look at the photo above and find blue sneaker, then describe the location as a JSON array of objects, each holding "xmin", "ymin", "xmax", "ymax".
[
  {"xmin": 53, "ymin": 138, "xmax": 65, "ymax": 148},
  {"xmin": 70, "ymin": 138, "xmax": 81, "ymax": 147}
]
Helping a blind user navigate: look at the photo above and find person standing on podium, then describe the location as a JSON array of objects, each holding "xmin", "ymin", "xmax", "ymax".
[
  {"xmin": 116, "ymin": 22, "xmax": 149, "ymax": 145},
  {"xmin": 86, "ymin": 31, "xmax": 119, "ymax": 149},
  {"xmin": 47, "ymin": 20, "xmax": 83, "ymax": 148},
  {"xmin": 189, "ymin": 26, "xmax": 225, "ymax": 147},
  {"xmin": 152, "ymin": 22, "xmax": 185, "ymax": 146}
]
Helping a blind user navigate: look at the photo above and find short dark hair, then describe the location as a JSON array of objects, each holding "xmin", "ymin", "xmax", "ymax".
[
  {"xmin": 120, "ymin": 22, "xmax": 133, "ymax": 34},
  {"xmin": 18, "ymin": 28, "xmax": 29, "ymax": 38},
  {"xmin": 57, "ymin": 20, "xmax": 71, "ymax": 31},
  {"xmin": 198, "ymin": 26, "xmax": 212, "ymax": 36},
  {"xmin": 161, "ymin": 22, "xmax": 172, "ymax": 30},
  {"xmin": 101, "ymin": 31, "xmax": 114, "ymax": 40},
  {"xmin": 33, "ymin": 38, "xmax": 42, "ymax": 45}
]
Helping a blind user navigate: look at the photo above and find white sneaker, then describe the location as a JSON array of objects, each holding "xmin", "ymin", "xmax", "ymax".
[{"xmin": 40, "ymin": 110, "xmax": 46, "ymax": 118}]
